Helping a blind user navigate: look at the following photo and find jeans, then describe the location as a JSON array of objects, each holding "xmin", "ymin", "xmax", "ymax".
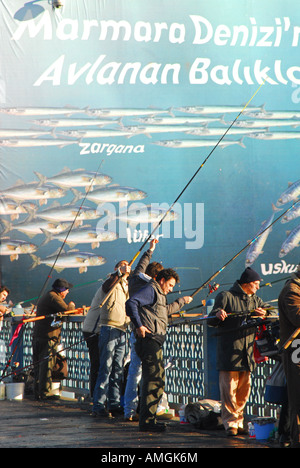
[
  {"xmin": 93, "ymin": 326, "xmax": 126, "ymax": 412},
  {"xmin": 124, "ymin": 332, "xmax": 142, "ymax": 418}
]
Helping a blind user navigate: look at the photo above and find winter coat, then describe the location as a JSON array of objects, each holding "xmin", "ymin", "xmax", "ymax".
[
  {"xmin": 207, "ymin": 281, "xmax": 269, "ymax": 372},
  {"xmin": 278, "ymin": 273, "xmax": 300, "ymax": 345}
]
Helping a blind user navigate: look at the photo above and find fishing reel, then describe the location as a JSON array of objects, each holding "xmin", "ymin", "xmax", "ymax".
[{"xmin": 51, "ymin": 314, "xmax": 63, "ymax": 329}]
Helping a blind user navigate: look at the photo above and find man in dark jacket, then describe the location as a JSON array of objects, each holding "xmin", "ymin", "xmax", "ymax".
[
  {"xmin": 208, "ymin": 267, "xmax": 270, "ymax": 436},
  {"xmin": 278, "ymin": 265, "xmax": 300, "ymax": 448},
  {"xmin": 126, "ymin": 268, "xmax": 193, "ymax": 432},
  {"xmin": 33, "ymin": 278, "xmax": 75, "ymax": 400}
]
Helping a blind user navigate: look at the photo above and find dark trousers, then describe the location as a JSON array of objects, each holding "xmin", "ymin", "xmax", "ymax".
[
  {"xmin": 135, "ymin": 336, "xmax": 165, "ymax": 427},
  {"xmin": 33, "ymin": 330, "xmax": 60, "ymax": 399},
  {"xmin": 83, "ymin": 332, "xmax": 99, "ymax": 398},
  {"xmin": 283, "ymin": 349, "xmax": 300, "ymax": 447}
]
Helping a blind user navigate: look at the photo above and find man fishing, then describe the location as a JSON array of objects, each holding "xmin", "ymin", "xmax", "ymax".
[
  {"xmin": 207, "ymin": 267, "xmax": 273, "ymax": 436},
  {"xmin": 32, "ymin": 278, "xmax": 75, "ymax": 400},
  {"xmin": 126, "ymin": 268, "xmax": 193, "ymax": 432}
]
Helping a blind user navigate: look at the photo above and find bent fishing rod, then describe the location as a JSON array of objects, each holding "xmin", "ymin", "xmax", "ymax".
[{"xmin": 99, "ymin": 80, "xmax": 267, "ymax": 308}]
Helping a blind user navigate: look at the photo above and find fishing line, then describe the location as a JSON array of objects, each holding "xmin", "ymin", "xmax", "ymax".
[
  {"xmin": 99, "ymin": 80, "xmax": 267, "ymax": 308},
  {"xmin": 189, "ymin": 199, "xmax": 299, "ymax": 300}
]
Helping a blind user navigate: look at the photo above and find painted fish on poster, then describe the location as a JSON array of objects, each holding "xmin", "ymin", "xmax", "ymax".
[
  {"xmin": 230, "ymin": 119, "xmax": 300, "ymax": 129},
  {"xmin": 0, "ymin": 106, "xmax": 87, "ymax": 116},
  {"xmin": 281, "ymin": 200, "xmax": 300, "ymax": 223},
  {"xmin": 0, "ymin": 138, "xmax": 79, "ymax": 148},
  {"xmin": 32, "ymin": 118, "xmax": 119, "ymax": 128},
  {"xmin": 30, "ymin": 249, "xmax": 106, "ymax": 273},
  {"xmin": 175, "ymin": 104, "xmax": 264, "ymax": 115},
  {"xmin": 0, "ymin": 237, "xmax": 37, "ymax": 261},
  {"xmin": 87, "ymin": 108, "xmax": 170, "ymax": 118},
  {"xmin": 1, "ymin": 181, "xmax": 66, "ymax": 205},
  {"xmin": 1, "ymin": 217, "xmax": 72, "ymax": 238},
  {"xmin": 86, "ymin": 185, "xmax": 147, "ymax": 204},
  {"xmin": 0, "ymin": 129, "xmax": 54, "ymax": 138},
  {"xmin": 115, "ymin": 205, "xmax": 179, "ymax": 225},
  {"xmin": 276, "ymin": 180, "xmax": 300, "ymax": 207},
  {"xmin": 34, "ymin": 168, "xmax": 112, "ymax": 190},
  {"xmin": 153, "ymin": 138, "xmax": 245, "ymax": 149},
  {"xmin": 135, "ymin": 116, "xmax": 220, "ymax": 125},
  {"xmin": 0, "ymin": 198, "xmax": 37, "ymax": 220},
  {"xmin": 245, "ymin": 210, "xmax": 275, "ymax": 266},
  {"xmin": 37, "ymin": 202, "xmax": 100, "ymax": 223},
  {"xmin": 279, "ymin": 224, "xmax": 300, "ymax": 258},
  {"xmin": 41, "ymin": 226, "xmax": 118, "ymax": 248},
  {"xmin": 186, "ymin": 127, "xmax": 264, "ymax": 136},
  {"xmin": 248, "ymin": 131, "xmax": 300, "ymax": 140},
  {"xmin": 246, "ymin": 110, "xmax": 300, "ymax": 119},
  {"xmin": 58, "ymin": 128, "xmax": 136, "ymax": 139}
]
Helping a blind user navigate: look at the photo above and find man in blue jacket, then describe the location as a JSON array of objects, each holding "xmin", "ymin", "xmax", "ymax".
[{"xmin": 126, "ymin": 268, "xmax": 192, "ymax": 432}]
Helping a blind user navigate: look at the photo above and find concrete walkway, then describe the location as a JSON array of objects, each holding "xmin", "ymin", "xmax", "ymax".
[{"xmin": 0, "ymin": 397, "xmax": 277, "ymax": 449}]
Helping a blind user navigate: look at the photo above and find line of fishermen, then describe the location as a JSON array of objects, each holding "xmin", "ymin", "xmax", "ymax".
[{"xmin": 20, "ymin": 241, "xmax": 300, "ymax": 445}]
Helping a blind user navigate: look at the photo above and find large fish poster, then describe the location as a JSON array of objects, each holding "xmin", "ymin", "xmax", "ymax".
[{"xmin": 0, "ymin": 0, "xmax": 299, "ymax": 309}]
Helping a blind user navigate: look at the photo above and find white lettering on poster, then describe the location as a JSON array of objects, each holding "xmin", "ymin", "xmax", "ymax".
[{"xmin": 10, "ymin": 11, "xmax": 300, "ymax": 87}]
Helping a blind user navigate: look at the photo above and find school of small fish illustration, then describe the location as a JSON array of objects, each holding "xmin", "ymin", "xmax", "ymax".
[{"xmin": 0, "ymin": 103, "xmax": 299, "ymax": 270}]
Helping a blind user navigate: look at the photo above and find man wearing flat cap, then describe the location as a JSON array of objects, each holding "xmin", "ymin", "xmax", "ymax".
[
  {"xmin": 208, "ymin": 267, "xmax": 273, "ymax": 436},
  {"xmin": 32, "ymin": 278, "xmax": 75, "ymax": 400}
]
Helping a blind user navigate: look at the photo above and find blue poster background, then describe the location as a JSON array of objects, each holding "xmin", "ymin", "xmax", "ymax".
[{"xmin": 0, "ymin": 0, "xmax": 299, "ymax": 309}]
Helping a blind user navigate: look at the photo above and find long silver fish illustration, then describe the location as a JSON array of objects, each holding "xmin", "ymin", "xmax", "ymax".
[
  {"xmin": 175, "ymin": 104, "xmax": 263, "ymax": 114},
  {"xmin": 37, "ymin": 202, "xmax": 100, "ymax": 223},
  {"xmin": 246, "ymin": 111, "xmax": 300, "ymax": 119},
  {"xmin": 0, "ymin": 237, "xmax": 37, "ymax": 261},
  {"xmin": 30, "ymin": 250, "xmax": 106, "ymax": 273},
  {"xmin": 0, "ymin": 129, "xmax": 54, "ymax": 138},
  {"xmin": 279, "ymin": 224, "xmax": 300, "ymax": 258},
  {"xmin": 41, "ymin": 226, "xmax": 118, "ymax": 248},
  {"xmin": 87, "ymin": 108, "xmax": 170, "ymax": 118},
  {"xmin": 186, "ymin": 127, "xmax": 264, "ymax": 136},
  {"xmin": 1, "ymin": 182, "xmax": 66, "ymax": 205},
  {"xmin": 0, "ymin": 138, "xmax": 79, "ymax": 148},
  {"xmin": 34, "ymin": 168, "xmax": 112, "ymax": 190},
  {"xmin": 248, "ymin": 131, "xmax": 300, "ymax": 140},
  {"xmin": 276, "ymin": 180, "xmax": 300, "ymax": 207},
  {"xmin": 0, "ymin": 106, "xmax": 87, "ymax": 116},
  {"xmin": 230, "ymin": 119, "xmax": 300, "ymax": 129},
  {"xmin": 135, "ymin": 116, "xmax": 220, "ymax": 125},
  {"xmin": 245, "ymin": 211, "xmax": 275, "ymax": 266},
  {"xmin": 153, "ymin": 138, "xmax": 245, "ymax": 148},
  {"xmin": 58, "ymin": 129, "xmax": 136, "ymax": 138},
  {"xmin": 32, "ymin": 118, "xmax": 119, "ymax": 128},
  {"xmin": 86, "ymin": 186, "xmax": 147, "ymax": 204}
]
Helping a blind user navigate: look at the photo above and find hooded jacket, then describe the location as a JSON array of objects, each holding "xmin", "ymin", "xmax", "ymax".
[{"xmin": 207, "ymin": 281, "xmax": 269, "ymax": 372}]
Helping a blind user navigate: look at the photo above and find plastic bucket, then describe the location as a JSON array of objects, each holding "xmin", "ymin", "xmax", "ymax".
[
  {"xmin": 253, "ymin": 418, "xmax": 275, "ymax": 440},
  {"xmin": 0, "ymin": 383, "xmax": 5, "ymax": 400},
  {"xmin": 6, "ymin": 382, "xmax": 25, "ymax": 400}
]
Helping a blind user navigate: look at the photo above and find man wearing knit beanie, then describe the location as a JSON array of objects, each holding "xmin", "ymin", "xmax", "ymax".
[{"xmin": 208, "ymin": 266, "xmax": 272, "ymax": 437}]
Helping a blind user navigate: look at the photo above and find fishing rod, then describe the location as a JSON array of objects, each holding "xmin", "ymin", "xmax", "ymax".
[
  {"xmin": 188, "ymin": 199, "xmax": 299, "ymax": 303},
  {"xmin": 99, "ymin": 82, "xmax": 267, "ymax": 309}
]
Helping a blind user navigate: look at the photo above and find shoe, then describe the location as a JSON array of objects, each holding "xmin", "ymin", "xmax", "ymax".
[
  {"xmin": 109, "ymin": 406, "xmax": 124, "ymax": 417},
  {"xmin": 237, "ymin": 427, "xmax": 249, "ymax": 435},
  {"xmin": 226, "ymin": 427, "xmax": 238, "ymax": 436},
  {"xmin": 139, "ymin": 422, "xmax": 166, "ymax": 432},
  {"xmin": 91, "ymin": 409, "xmax": 113, "ymax": 419},
  {"xmin": 124, "ymin": 414, "xmax": 139, "ymax": 422}
]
